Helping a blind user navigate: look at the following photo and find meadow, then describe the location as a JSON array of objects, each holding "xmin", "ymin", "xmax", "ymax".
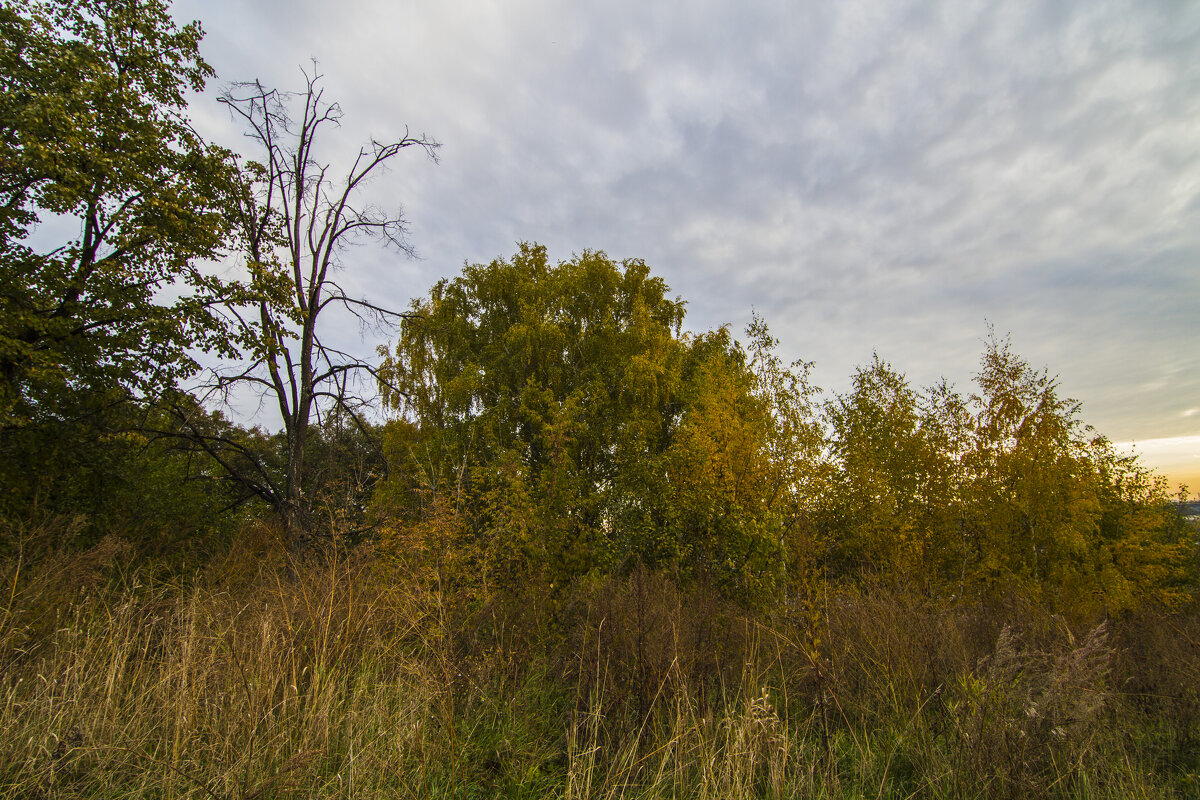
[{"xmin": 2, "ymin": 520, "xmax": 1196, "ymax": 800}]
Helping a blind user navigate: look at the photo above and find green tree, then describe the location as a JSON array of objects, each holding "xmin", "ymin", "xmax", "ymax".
[
  {"xmin": 824, "ymin": 355, "xmax": 944, "ymax": 579},
  {"xmin": 819, "ymin": 338, "xmax": 1191, "ymax": 611},
  {"xmin": 378, "ymin": 246, "xmax": 820, "ymax": 601},
  {"xmin": 916, "ymin": 376, "xmax": 978, "ymax": 588},
  {"xmin": 378, "ymin": 244, "xmax": 689, "ymax": 590},
  {"xmin": 744, "ymin": 314, "xmax": 829, "ymax": 589},
  {"xmin": 660, "ymin": 328, "xmax": 786, "ymax": 597},
  {"xmin": 0, "ymin": 393, "xmax": 244, "ymax": 563},
  {"xmin": 0, "ymin": 0, "xmax": 236, "ymax": 426},
  {"xmin": 962, "ymin": 336, "xmax": 1189, "ymax": 613}
]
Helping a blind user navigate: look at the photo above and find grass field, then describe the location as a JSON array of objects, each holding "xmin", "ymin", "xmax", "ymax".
[{"xmin": 1, "ymin": 528, "xmax": 1197, "ymax": 799}]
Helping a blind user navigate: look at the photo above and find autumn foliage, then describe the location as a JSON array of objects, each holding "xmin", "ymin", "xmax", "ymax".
[
  {"xmin": 0, "ymin": 2, "xmax": 1196, "ymax": 795},
  {"xmin": 371, "ymin": 245, "xmax": 1191, "ymax": 620}
]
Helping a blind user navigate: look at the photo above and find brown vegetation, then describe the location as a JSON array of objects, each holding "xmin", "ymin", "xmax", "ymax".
[{"xmin": 0, "ymin": 520, "xmax": 1196, "ymax": 799}]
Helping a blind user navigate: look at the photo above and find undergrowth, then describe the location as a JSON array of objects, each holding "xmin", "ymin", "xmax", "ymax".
[{"xmin": 0, "ymin": 524, "xmax": 1196, "ymax": 799}]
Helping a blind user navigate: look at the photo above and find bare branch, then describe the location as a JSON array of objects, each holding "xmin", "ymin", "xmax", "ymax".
[{"xmin": 202, "ymin": 68, "xmax": 436, "ymax": 544}]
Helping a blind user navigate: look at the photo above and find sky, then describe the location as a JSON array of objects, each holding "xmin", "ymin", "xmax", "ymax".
[{"xmin": 171, "ymin": 0, "xmax": 1200, "ymax": 494}]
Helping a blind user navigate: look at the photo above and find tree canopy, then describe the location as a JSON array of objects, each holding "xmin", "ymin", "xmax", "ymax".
[
  {"xmin": 0, "ymin": 0, "xmax": 237, "ymax": 428},
  {"xmin": 373, "ymin": 249, "xmax": 1192, "ymax": 614},
  {"xmin": 378, "ymin": 244, "xmax": 693, "ymax": 589},
  {"xmin": 377, "ymin": 245, "xmax": 823, "ymax": 599},
  {"xmin": 818, "ymin": 338, "xmax": 1192, "ymax": 615}
]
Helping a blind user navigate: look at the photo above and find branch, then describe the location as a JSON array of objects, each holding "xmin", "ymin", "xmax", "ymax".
[{"xmin": 316, "ymin": 289, "xmax": 415, "ymax": 322}]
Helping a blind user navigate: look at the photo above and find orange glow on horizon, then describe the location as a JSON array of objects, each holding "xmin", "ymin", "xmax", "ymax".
[{"xmin": 1116, "ymin": 435, "xmax": 1200, "ymax": 499}]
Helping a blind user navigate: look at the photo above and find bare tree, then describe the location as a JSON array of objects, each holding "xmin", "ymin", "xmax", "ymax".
[{"xmin": 185, "ymin": 68, "xmax": 438, "ymax": 547}]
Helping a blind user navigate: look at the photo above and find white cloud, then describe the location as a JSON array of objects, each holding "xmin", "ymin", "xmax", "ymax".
[{"xmin": 1117, "ymin": 436, "xmax": 1200, "ymax": 458}]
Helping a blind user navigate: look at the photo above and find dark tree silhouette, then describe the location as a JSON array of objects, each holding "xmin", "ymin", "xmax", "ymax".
[{"xmin": 180, "ymin": 67, "xmax": 438, "ymax": 548}]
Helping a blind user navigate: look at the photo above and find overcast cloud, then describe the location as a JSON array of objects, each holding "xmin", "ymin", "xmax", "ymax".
[{"xmin": 173, "ymin": 0, "xmax": 1200, "ymax": 491}]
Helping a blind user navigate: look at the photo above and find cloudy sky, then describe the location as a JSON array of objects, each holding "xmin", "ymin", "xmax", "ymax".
[{"xmin": 172, "ymin": 0, "xmax": 1200, "ymax": 493}]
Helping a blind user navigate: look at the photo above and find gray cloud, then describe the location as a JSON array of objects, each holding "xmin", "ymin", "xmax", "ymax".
[{"xmin": 174, "ymin": 0, "xmax": 1200, "ymax": 480}]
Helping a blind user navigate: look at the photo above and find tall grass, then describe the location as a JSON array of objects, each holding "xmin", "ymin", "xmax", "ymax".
[{"xmin": 0, "ymin": 527, "xmax": 1195, "ymax": 798}]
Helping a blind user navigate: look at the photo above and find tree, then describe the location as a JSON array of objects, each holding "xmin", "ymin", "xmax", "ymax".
[
  {"xmin": 744, "ymin": 313, "xmax": 828, "ymax": 588},
  {"xmin": 377, "ymin": 245, "xmax": 816, "ymax": 600},
  {"xmin": 0, "ymin": 0, "xmax": 236, "ymax": 426},
  {"xmin": 181, "ymin": 70, "xmax": 438, "ymax": 547},
  {"xmin": 824, "ymin": 355, "xmax": 943, "ymax": 578},
  {"xmin": 962, "ymin": 335, "xmax": 1189, "ymax": 613},
  {"xmin": 661, "ymin": 328, "xmax": 786, "ymax": 597},
  {"xmin": 817, "ymin": 338, "xmax": 1190, "ymax": 611},
  {"xmin": 0, "ymin": 395, "xmax": 244, "ymax": 561},
  {"xmin": 378, "ymin": 244, "xmax": 690, "ymax": 589}
]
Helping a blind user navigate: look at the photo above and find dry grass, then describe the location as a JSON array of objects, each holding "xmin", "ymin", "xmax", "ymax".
[{"xmin": 0, "ymin": 527, "xmax": 1194, "ymax": 799}]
